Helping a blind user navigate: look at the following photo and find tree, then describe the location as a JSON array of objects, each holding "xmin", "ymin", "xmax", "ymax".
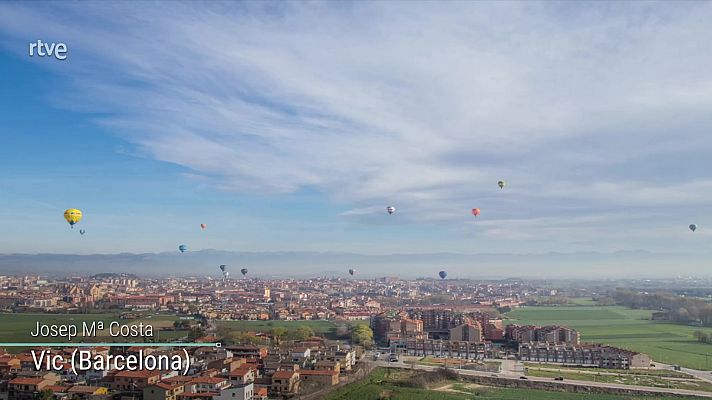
[
  {"xmin": 228, "ymin": 331, "xmax": 267, "ymax": 345},
  {"xmin": 270, "ymin": 327, "xmax": 288, "ymax": 343},
  {"xmin": 335, "ymin": 324, "xmax": 350, "ymax": 339},
  {"xmin": 288, "ymin": 326, "xmax": 315, "ymax": 341},
  {"xmin": 694, "ymin": 330, "xmax": 710, "ymax": 344},
  {"xmin": 187, "ymin": 326, "xmax": 205, "ymax": 340},
  {"xmin": 351, "ymin": 324, "xmax": 374, "ymax": 347},
  {"xmin": 35, "ymin": 389, "xmax": 53, "ymax": 400}
]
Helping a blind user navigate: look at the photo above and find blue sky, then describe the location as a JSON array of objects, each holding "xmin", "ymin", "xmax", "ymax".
[{"xmin": 1, "ymin": 2, "xmax": 712, "ymax": 274}]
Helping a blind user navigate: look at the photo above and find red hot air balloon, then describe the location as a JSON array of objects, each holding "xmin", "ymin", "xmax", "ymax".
[{"xmin": 471, "ymin": 208, "xmax": 481, "ymax": 217}]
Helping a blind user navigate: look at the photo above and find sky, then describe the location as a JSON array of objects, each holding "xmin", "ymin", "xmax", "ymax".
[{"xmin": 1, "ymin": 2, "xmax": 712, "ymax": 276}]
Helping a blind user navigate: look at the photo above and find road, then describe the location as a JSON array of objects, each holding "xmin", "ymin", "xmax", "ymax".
[
  {"xmin": 655, "ymin": 362, "xmax": 712, "ymax": 384},
  {"xmin": 370, "ymin": 359, "xmax": 712, "ymax": 398}
]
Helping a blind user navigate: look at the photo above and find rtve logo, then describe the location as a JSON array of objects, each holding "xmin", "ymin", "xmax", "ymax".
[{"xmin": 29, "ymin": 40, "xmax": 68, "ymax": 60}]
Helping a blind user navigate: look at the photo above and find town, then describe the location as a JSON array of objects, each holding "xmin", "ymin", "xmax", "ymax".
[{"xmin": 0, "ymin": 274, "xmax": 710, "ymax": 399}]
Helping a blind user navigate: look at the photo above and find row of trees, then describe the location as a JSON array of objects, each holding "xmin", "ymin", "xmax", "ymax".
[
  {"xmin": 216, "ymin": 325, "xmax": 329, "ymax": 345},
  {"xmin": 693, "ymin": 331, "xmax": 712, "ymax": 344},
  {"xmin": 214, "ymin": 322, "xmax": 374, "ymax": 347},
  {"xmin": 610, "ymin": 289, "xmax": 712, "ymax": 326}
]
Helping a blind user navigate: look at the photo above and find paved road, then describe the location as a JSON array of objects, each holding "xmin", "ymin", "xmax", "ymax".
[
  {"xmin": 652, "ymin": 363, "xmax": 712, "ymax": 384},
  {"xmin": 371, "ymin": 360, "xmax": 712, "ymax": 398}
]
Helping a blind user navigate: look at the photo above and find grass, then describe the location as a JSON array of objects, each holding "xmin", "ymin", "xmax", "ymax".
[
  {"xmin": 522, "ymin": 363, "xmax": 693, "ymax": 378},
  {"xmin": 506, "ymin": 306, "xmax": 712, "ymax": 370},
  {"xmin": 214, "ymin": 318, "xmax": 369, "ymax": 339},
  {"xmin": 324, "ymin": 368, "xmax": 700, "ymax": 400},
  {"xmin": 0, "ymin": 313, "xmax": 118, "ymax": 342},
  {"xmin": 525, "ymin": 367, "xmax": 712, "ymax": 393},
  {"xmin": 0, "ymin": 312, "xmax": 184, "ymax": 351},
  {"xmin": 216, "ymin": 319, "xmax": 337, "ymax": 335},
  {"xmin": 569, "ymin": 297, "xmax": 599, "ymax": 306}
]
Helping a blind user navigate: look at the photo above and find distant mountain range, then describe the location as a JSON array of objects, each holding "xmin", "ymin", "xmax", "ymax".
[{"xmin": 0, "ymin": 249, "xmax": 706, "ymax": 279}]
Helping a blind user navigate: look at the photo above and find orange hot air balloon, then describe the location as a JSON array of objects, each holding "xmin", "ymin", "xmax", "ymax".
[
  {"xmin": 200, "ymin": 223, "xmax": 207, "ymax": 230},
  {"xmin": 471, "ymin": 208, "xmax": 481, "ymax": 217}
]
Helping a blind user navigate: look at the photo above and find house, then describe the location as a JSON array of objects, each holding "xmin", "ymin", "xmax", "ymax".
[
  {"xmin": 9, "ymin": 377, "xmax": 54, "ymax": 400},
  {"xmin": 0, "ymin": 356, "xmax": 21, "ymax": 374},
  {"xmin": 252, "ymin": 387, "xmax": 268, "ymax": 400},
  {"xmin": 143, "ymin": 382, "xmax": 185, "ymax": 400},
  {"xmin": 111, "ymin": 370, "xmax": 161, "ymax": 391},
  {"xmin": 228, "ymin": 368, "xmax": 255, "ymax": 385},
  {"xmin": 290, "ymin": 348, "xmax": 310, "ymax": 361},
  {"xmin": 320, "ymin": 350, "xmax": 355, "ymax": 371},
  {"xmin": 177, "ymin": 392, "xmax": 216, "ymax": 400},
  {"xmin": 225, "ymin": 346, "xmax": 267, "ymax": 360},
  {"xmin": 67, "ymin": 385, "xmax": 109, "ymax": 399},
  {"xmin": 314, "ymin": 360, "xmax": 340, "ymax": 373},
  {"xmin": 270, "ymin": 371, "xmax": 299, "ymax": 396},
  {"xmin": 212, "ymin": 383, "xmax": 253, "ymax": 400},
  {"xmin": 299, "ymin": 370, "xmax": 339, "ymax": 386},
  {"xmin": 190, "ymin": 377, "xmax": 229, "ymax": 393}
]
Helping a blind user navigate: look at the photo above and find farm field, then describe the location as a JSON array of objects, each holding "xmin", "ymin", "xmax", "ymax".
[
  {"xmin": 0, "ymin": 312, "xmax": 184, "ymax": 350},
  {"xmin": 324, "ymin": 368, "xmax": 697, "ymax": 400},
  {"xmin": 0, "ymin": 313, "xmax": 118, "ymax": 343},
  {"xmin": 506, "ymin": 306, "xmax": 712, "ymax": 370}
]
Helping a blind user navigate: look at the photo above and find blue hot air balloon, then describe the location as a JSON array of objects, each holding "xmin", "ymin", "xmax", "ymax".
[
  {"xmin": 79, "ymin": 229, "xmax": 86, "ymax": 235},
  {"xmin": 438, "ymin": 270, "xmax": 447, "ymax": 280},
  {"xmin": 690, "ymin": 224, "xmax": 698, "ymax": 232},
  {"xmin": 178, "ymin": 244, "xmax": 188, "ymax": 253}
]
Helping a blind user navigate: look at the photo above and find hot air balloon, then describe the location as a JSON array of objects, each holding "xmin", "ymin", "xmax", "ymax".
[
  {"xmin": 348, "ymin": 268, "xmax": 355, "ymax": 276},
  {"xmin": 64, "ymin": 209, "xmax": 82, "ymax": 228},
  {"xmin": 178, "ymin": 244, "xmax": 188, "ymax": 253},
  {"xmin": 498, "ymin": 180, "xmax": 506, "ymax": 189},
  {"xmin": 689, "ymin": 224, "xmax": 698, "ymax": 232},
  {"xmin": 438, "ymin": 270, "xmax": 447, "ymax": 280},
  {"xmin": 240, "ymin": 268, "xmax": 248, "ymax": 276},
  {"xmin": 219, "ymin": 265, "xmax": 226, "ymax": 272},
  {"xmin": 386, "ymin": 206, "xmax": 396, "ymax": 215},
  {"xmin": 471, "ymin": 208, "xmax": 481, "ymax": 217},
  {"xmin": 200, "ymin": 223, "xmax": 207, "ymax": 230},
  {"xmin": 79, "ymin": 229, "xmax": 86, "ymax": 235}
]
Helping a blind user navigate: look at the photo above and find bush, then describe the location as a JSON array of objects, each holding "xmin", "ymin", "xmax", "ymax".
[{"xmin": 398, "ymin": 368, "xmax": 458, "ymax": 389}]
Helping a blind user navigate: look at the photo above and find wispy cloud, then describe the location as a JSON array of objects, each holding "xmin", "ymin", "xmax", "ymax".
[{"xmin": 2, "ymin": 1, "xmax": 712, "ymax": 254}]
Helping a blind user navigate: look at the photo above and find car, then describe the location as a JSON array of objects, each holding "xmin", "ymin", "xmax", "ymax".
[
  {"xmin": 554, "ymin": 376, "xmax": 564, "ymax": 381},
  {"xmin": 490, "ymin": 374, "xmax": 498, "ymax": 377},
  {"xmin": 388, "ymin": 354, "xmax": 398, "ymax": 362},
  {"xmin": 519, "ymin": 376, "xmax": 528, "ymax": 380}
]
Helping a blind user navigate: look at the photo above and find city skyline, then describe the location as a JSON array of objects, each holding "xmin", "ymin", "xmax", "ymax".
[{"xmin": 2, "ymin": 2, "xmax": 712, "ymax": 276}]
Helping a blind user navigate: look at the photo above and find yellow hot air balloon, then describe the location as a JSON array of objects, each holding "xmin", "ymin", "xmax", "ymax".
[{"xmin": 64, "ymin": 209, "xmax": 82, "ymax": 228}]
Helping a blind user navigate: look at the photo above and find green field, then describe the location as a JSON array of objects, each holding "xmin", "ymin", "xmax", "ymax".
[
  {"xmin": 324, "ymin": 368, "xmax": 697, "ymax": 400},
  {"xmin": 216, "ymin": 319, "xmax": 338, "ymax": 335},
  {"xmin": 569, "ymin": 297, "xmax": 599, "ymax": 306},
  {"xmin": 0, "ymin": 313, "xmax": 184, "ymax": 349},
  {"xmin": 506, "ymin": 306, "xmax": 712, "ymax": 370}
]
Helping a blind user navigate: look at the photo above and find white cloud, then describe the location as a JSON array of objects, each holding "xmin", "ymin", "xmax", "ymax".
[{"xmin": 2, "ymin": 1, "xmax": 712, "ymax": 253}]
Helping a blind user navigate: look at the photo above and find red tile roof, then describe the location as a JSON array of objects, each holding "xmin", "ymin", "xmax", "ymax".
[
  {"xmin": 10, "ymin": 377, "xmax": 44, "ymax": 385},
  {"xmin": 272, "ymin": 371, "xmax": 297, "ymax": 380}
]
